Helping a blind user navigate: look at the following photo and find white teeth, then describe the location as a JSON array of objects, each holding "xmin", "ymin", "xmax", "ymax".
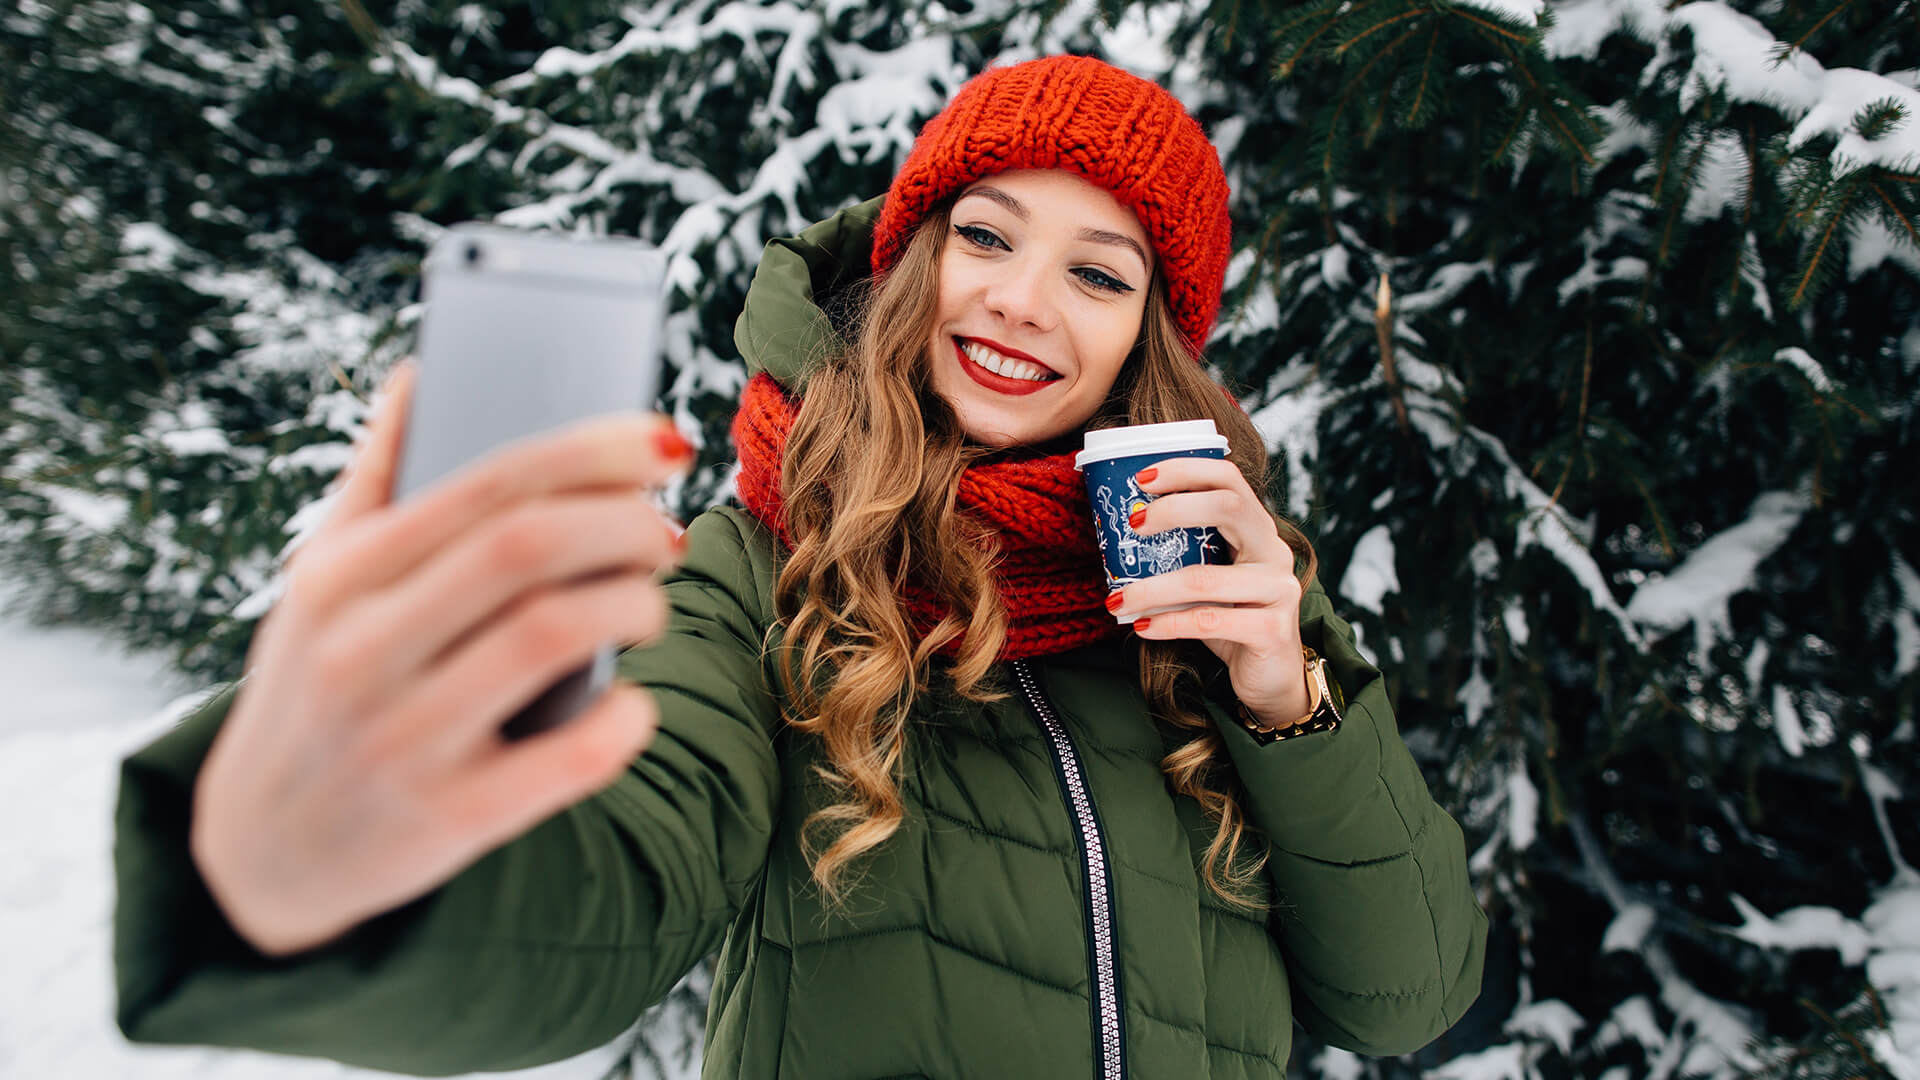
[{"xmin": 961, "ymin": 340, "xmax": 1054, "ymax": 381}]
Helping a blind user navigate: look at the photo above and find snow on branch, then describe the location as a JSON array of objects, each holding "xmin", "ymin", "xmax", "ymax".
[
  {"xmin": 515, "ymin": 0, "xmax": 829, "ymax": 109},
  {"xmin": 1570, "ymin": 817, "xmax": 1762, "ymax": 1080},
  {"xmin": 1546, "ymin": 0, "xmax": 1920, "ymax": 179},
  {"xmin": 1467, "ymin": 420, "xmax": 1649, "ymax": 649},
  {"xmin": 1624, "ymin": 489, "xmax": 1809, "ymax": 653},
  {"xmin": 1725, "ymin": 893, "xmax": 1874, "ymax": 965}
]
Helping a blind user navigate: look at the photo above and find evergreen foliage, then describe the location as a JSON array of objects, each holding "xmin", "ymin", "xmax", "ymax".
[{"xmin": 4, "ymin": 0, "xmax": 1916, "ymax": 1077}]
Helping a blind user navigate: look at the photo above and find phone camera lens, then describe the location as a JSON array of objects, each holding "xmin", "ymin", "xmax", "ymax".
[{"xmin": 463, "ymin": 242, "xmax": 483, "ymax": 267}]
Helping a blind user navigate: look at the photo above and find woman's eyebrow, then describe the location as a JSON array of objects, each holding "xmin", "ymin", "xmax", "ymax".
[
  {"xmin": 1075, "ymin": 228, "xmax": 1150, "ymax": 275},
  {"xmin": 956, "ymin": 186, "xmax": 1151, "ymax": 275}
]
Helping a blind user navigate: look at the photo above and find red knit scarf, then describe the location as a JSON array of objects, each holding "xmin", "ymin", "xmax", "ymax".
[{"xmin": 731, "ymin": 373, "xmax": 1126, "ymax": 661}]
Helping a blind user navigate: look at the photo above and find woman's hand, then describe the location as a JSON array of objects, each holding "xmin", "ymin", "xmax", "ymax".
[
  {"xmin": 1104, "ymin": 457, "xmax": 1313, "ymax": 728},
  {"xmin": 190, "ymin": 362, "xmax": 693, "ymax": 958}
]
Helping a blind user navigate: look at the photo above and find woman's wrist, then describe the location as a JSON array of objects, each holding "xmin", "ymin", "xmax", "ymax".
[
  {"xmin": 1239, "ymin": 658, "xmax": 1317, "ymax": 731},
  {"xmin": 1235, "ymin": 647, "xmax": 1343, "ymax": 743}
]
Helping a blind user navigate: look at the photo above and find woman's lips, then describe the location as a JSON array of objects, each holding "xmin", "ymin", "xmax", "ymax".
[{"xmin": 954, "ymin": 338, "xmax": 1059, "ymax": 397}]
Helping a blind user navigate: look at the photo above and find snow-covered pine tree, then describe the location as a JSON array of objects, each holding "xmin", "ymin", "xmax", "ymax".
[
  {"xmin": 1, "ymin": 0, "xmax": 422, "ymax": 674},
  {"xmin": 1158, "ymin": 0, "xmax": 1918, "ymax": 1077}
]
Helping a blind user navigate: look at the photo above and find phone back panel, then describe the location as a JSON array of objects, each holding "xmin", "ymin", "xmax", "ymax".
[{"xmin": 397, "ymin": 225, "xmax": 668, "ymax": 501}]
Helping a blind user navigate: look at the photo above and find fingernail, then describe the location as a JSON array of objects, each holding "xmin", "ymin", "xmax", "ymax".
[
  {"xmin": 1128, "ymin": 508, "xmax": 1146, "ymax": 530},
  {"xmin": 673, "ymin": 530, "xmax": 688, "ymax": 555},
  {"xmin": 1136, "ymin": 467, "xmax": 1158, "ymax": 484},
  {"xmin": 1105, "ymin": 590, "xmax": 1126, "ymax": 613},
  {"xmin": 654, "ymin": 427, "xmax": 694, "ymax": 463},
  {"xmin": 1133, "ymin": 617, "xmax": 1151, "ymax": 632}
]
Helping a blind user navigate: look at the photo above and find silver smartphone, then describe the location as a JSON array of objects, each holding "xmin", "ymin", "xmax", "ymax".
[{"xmin": 397, "ymin": 223, "xmax": 668, "ymax": 741}]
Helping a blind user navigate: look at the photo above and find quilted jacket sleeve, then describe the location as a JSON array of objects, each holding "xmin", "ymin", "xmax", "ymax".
[
  {"xmin": 113, "ymin": 508, "xmax": 783, "ymax": 1076},
  {"xmin": 1210, "ymin": 578, "xmax": 1488, "ymax": 1057}
]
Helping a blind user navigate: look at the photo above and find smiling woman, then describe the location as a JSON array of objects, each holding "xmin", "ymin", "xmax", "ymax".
[{"xmin": 112, "ymin": 53, "xmax": 1485, "ymax": 1080}]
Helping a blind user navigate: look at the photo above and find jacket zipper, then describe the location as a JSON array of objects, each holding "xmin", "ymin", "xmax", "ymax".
[{"xmin": 1013, "ymin": 659, "xmax": 1126, "ymax": 1080}]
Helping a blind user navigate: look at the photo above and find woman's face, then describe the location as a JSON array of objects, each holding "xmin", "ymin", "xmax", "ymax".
[{"xmin": 927, "ymin": 169, "xmax": 1154, "ymax": 449}]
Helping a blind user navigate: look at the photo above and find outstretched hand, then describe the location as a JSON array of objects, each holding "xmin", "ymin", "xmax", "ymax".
[
  {"xmin": 192, "ymin": 362, "xmax": 690, "ymax": 957},
  {"xmin": 1104, "ymin": 457, "xmax": 1313, "ymax": 729}
]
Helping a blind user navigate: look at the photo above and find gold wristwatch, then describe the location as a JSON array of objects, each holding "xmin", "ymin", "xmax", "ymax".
[{"xmin": 1236, "ymin": 646, "xmax": 1344, "ymax": 745}]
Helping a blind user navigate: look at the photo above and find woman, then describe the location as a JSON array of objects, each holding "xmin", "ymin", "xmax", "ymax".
[{"xmin": 114, "ymin": 56, "xmax": 1486, "ymax": 1079}]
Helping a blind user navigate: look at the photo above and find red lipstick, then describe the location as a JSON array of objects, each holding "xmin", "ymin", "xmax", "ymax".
[{"xmin": 954, "ymin": 338, "xmax": 1059, "ymax": 396}]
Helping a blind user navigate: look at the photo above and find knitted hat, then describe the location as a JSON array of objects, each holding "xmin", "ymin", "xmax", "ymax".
[{"xmin": 872, "ymin": 55, "xmax": 1233, "ymax": 356}]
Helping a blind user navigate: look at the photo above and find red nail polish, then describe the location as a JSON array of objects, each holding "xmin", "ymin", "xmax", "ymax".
[
  {"xmin": 1133, "ymin": 617, "xmax": 1151, "ymax": 632},
  {"xmin": 1136, "ymin": 467, "xmax": 1158, "ymax": 484},
  {"xmin": 1128, "ymin": 508, "xmax": 1146, "ymax": 529},
  {"xmin": 1105, "ymin": 591, "xmax": 1126, "ymax": 612},
  {"xmin": 654, "ymin": 427, "xmax": 694, "ymax": 463}
]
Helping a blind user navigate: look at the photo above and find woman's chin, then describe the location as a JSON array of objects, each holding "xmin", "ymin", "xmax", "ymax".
[{"xmin": 962, "ymin": 425, "xmax": 1080, "ymax": 457}]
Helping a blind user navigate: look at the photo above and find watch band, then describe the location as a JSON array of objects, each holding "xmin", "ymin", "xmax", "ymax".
[{"xmin": 1236, "ymin": 646, "xmax": 1344, "ymax": 745}]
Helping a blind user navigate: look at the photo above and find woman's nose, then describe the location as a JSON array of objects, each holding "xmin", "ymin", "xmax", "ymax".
[{"xmin": 982, "ymin": 257, "xmax": 1059, "ymax": 332}]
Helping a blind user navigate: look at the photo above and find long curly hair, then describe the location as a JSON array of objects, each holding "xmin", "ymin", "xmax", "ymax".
[{"xmin": 768, "ymin": 202, "xmax": 1318, "ymax": 911}]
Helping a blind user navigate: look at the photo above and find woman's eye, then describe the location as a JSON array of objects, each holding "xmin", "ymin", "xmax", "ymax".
[
  {"xmin": 954, "ymin": 225, "xmax": 1006, "ymax": 250},
  {"xmin": 1076, "ymin": 268, "xmax": 1133, "ymax": 295},
  {"xmin": 953, "ymin": 224, "xmax": 1131, "ymax": 295}
]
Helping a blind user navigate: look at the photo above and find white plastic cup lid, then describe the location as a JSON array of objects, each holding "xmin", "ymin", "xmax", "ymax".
[{"xmin": 1075, "ymin": 419, "xmax": 1228, "ymax": 470}]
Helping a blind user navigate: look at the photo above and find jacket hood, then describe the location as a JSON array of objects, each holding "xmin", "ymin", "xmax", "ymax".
[{"xmin": 732, "ymin": 195, "xmax": 886, "ymax": 395}]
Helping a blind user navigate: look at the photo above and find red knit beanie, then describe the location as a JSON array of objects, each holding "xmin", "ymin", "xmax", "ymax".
[{"xmin": 872, "ymin": 55, "xmax": 1233, "ymax": 357}]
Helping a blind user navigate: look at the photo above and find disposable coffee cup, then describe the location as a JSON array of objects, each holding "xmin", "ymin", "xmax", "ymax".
[{"xmin": 1075, "ymin": 420, "xmax": 1231, "ymax": 624}]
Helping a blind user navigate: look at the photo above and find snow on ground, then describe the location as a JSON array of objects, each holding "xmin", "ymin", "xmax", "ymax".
[{"xmin": 0, "ymin": 582, "xmax": 635, "ymax": 1079}]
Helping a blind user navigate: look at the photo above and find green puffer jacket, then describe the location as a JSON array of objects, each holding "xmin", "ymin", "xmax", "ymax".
[{"xmin": 113, "ymin": 197, "xmax": 1487, "ymax": 1079}]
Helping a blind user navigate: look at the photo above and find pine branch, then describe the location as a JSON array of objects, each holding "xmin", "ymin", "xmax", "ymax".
[
  {"xmin": 1268, "ymin": 0, "xmax": 1362, "ymax": 43},
  {"xmin": 1445, "ymin": 6, "xmax": 1535, "ymax": 43},
  {"xmin": 1216, "ymin": 0, "xmax": 1244, "ymax": 52},
  {"xmin": 1494, "ymin": 41, "xmax": 1597, "ymax": 164},
  {"xmin": 1743, "ymin": 120, "xmax": 1760, "ymax": 227},
  {"xmin": 1870, "ymin": 183, "xmax": 1918, "ymax": 246},
  {"xmin": 1274, "ymin": 0, "xmax": 1373, "ymax": 79},
  {"xmin": 1488, "ymin": 101, "xmax": 1531, "ymax": 164},
  {"xmin": 1852, "ymin": 98, "xmax": 1907, "ymax": 142},
  {"xmin": 1657, "ymin": 135, "xmax": 1712, "ymax": 266},
  {"xmin": 1771, "ymin": 0, "xmax": 1858, "ymax": 63},
  {"xmin": 1321, "ymin": 26, "xmax": 1421, "ymax": 179},
  {"xmin": 1375, "ymin": 273, "xmax": 1411, "ymax": 437},
  {"xmin": 1626, "ymin": 468, "xmax": 1677, "ymax": 558},
  {"xmin": 1650, "ymin": 118, "xmax": 1691, "ymax": 205},
  {"xmin": 1791, "ymin": 186, "xmax": 1857, "ymax": 308},
  {"xmin": 1405, "ymin": 24, "xmax": 1441, "ymax": 127},
  {"xmin": 1334, "ymin": 8, "xmax": 1427, "ymax": 56},
  {"xmin": 1547, "ymin": 313, "xmax": 1594, "ymax": 508}
]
